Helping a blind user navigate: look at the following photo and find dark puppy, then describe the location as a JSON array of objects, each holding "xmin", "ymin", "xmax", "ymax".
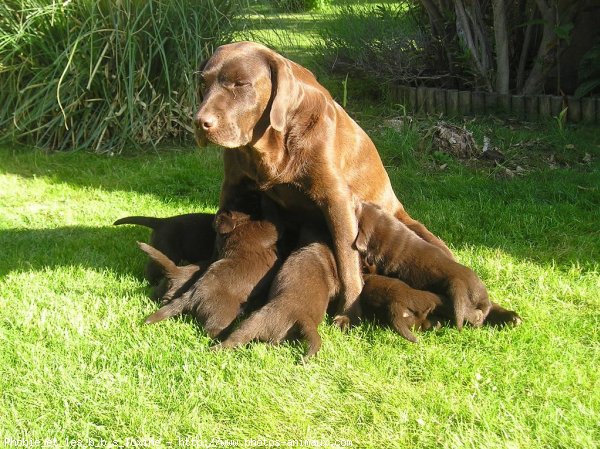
[
  {"xmin": 143, "ymin": 208, "xmax": 282, "ymax": 339},
  {"xmin": 137, "ymin": 242, "xmax": 206, "ymax": 304},
  {"xmin": 216, "ymin": 234, "xmax": 339, "ymax": 360},
  {"xmin": 355, "ymin": 202, "xmax": 492, "ymax": 330},
  {"xmin": 114, "ymin": 213, "xmax": 216, "ymax": 285},
  {"xmin": 360, "ymin": 274, "xmax": 443, "ymax": 343}
]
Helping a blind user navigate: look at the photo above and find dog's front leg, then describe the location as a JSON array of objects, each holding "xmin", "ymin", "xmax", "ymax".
[{"xmin": 312, "ymin": 183, "xmax": 363, "ymax": 329}]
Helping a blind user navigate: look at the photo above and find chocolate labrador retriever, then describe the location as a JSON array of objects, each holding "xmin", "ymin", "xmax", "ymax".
[
  {"xmin": 216, "ymin": 234, "xmax": 339, "ymax": 360},
  {"xmin": 114, "ymin": 213, "xmax": 216, "ymax": 286},
  {"xmin": 193, "ymin": 41, "xmax": 451, "ymax": 328},
  {"xmin": 143, "ymin": 207, "xmax": 283, "ymax": 339},
  {"xmin": 355, "ymin": 202, "xmax": 492, "ymax": 330},
  {"xmin": 360, "ymin": 274, "xmax": 443, "ymax": 343}
]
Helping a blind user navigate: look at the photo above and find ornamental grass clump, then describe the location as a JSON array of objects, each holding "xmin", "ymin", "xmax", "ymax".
[{"xmin": 0, "ymin": 0, "xmax": 242, "ymax": 153}]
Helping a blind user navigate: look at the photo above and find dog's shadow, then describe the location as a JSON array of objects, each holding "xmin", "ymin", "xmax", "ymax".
[{"xmin": 0, "ymin": 225, "xmax": 149, "ymax": 279}]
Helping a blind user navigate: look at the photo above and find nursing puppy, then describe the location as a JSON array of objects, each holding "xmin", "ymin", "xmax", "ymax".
[
  {"xmin": 144, "ymin": 207, "xmax": 283, "ymax": 339},
  {"xmin": 216, "ymin": 232, "xmax": 339, "ymax": 360},
  {"xmin": 360, "ymin": 274, "xmax": 444, "ymax": 343},
  {"xmin": 114, "ymin": 213, "xmax": 216, "ymax": 286},
  {"xmin": 137, "ymin": 242, "xmax": 207, "ymax": 305},
  {"xmin": 354, "ymin": 202, "xmax": 492, "ymax": 330}
]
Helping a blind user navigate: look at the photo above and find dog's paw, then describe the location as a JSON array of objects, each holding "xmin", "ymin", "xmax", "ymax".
[
  {"xmin": 333, "ymin": 315, "xmax": 351, "ymax": 331},
  {"xmin": 485, "ymin": 309, "xmax": 522, "ymax": 327},
  {"xmin": 210, "ymin": 343, "xmax": 224, "ymax": 352}
]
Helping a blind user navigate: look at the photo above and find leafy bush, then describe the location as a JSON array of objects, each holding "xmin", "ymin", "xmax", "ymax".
[
  {"xmin": 315, "ymin": 4, "xmax": 456, "ymax": 88},
  {"xmin": 575, "ymin": 36, "xmax": 600, "ymax": 99},
  {"xmin": 269, "ymin": 0, "xmax": 328, "ymax": 13},
  {"xmin": 0, "ymin": 0, "xmax": 244, "ymax": 152}
]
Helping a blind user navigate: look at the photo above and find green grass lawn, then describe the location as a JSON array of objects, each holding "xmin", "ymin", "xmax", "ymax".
[{"xmin": 1, "ymin": 114, "xmax": 599, "ymax": 447}]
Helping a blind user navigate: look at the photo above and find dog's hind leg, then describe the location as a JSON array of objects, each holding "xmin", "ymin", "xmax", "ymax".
[
  {"xmin": 299, "ymin": 319, "xmax": 322, "ymax": 361},
  {"xmin": 144, "ymin": 298, "xmax": 186, "ymax": 324},
  {"xmin": 214, "ymin": 310, "xmax": 268, "ymax": 349}
]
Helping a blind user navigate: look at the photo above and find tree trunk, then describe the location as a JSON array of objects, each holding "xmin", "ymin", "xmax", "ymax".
[
  {"xmin": 492, "ymin": 0, "xmax": 510, "ymax": 93},
  {"xmin": 522, "ymin": 0, "xmax": 556, "ymax": 94},
  {"xmin": 454, "ymin": 0, "xmax": 493, "ymax": 91}
]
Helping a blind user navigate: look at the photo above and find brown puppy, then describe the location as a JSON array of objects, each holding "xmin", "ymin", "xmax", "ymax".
[
  {"xmin": 137, "ymin": 242, "xmax": 206, "ymax": 304},
  {"xmin": 355, "ymin": 202, "xmax": 492, "ymax": 330},
  {"xmin": 143, "ymin": 208, "xmax": 282, "ymax": 339},
  {"xmin": 216, "ymin": 234, "xmax": 339, "ymax": 360},
  {"xmin": 114, "ymin": 213, "xmax": 215, "ymax": 285},
  {"xmin": 194, "ymin": 41, "xmax": 452, "ymax": 328},
  {"xmin": 360, "ymin": 274, "xmax": 444, "ymax": 343}
]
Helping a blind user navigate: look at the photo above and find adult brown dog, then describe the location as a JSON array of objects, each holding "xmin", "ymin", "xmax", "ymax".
[
  {"xmin": 216, "ymin": 233, "xmax": 339, "ymax": 360},
  {"xmin": 193, "ymin": 41, "xmax": 451, "ymax": 328},
  {"xmin": 360, "ymin": 274, "xmax": 443, "ymax": 343},
  {"xmin": 114, "ymin": 213, "xmax": 216, "ymax": 286},
  {"xmin": 354, "ymin": 202, "xmax": 492, "ymax": 330},
  {"xmin": 143, "ymin": 208, "xmax": 283, "ymax": 339}
]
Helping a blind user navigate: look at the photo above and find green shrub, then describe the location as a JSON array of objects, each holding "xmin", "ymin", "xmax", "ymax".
[
  {"xmin": 315, "ymin": 4, "xmax": 458, "ymax": 88},
  {"xmin": 0, "ymin": 0, "xmax": 244, "ymax": 153},
  {"xmin": 269, "ymin": 0, "xmax": 328, "ymax": 13}
]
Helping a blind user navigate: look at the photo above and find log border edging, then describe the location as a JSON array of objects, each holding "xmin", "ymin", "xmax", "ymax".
[{"xmin": 390, "ymin": 85, "xmax": 599, "ymax": 124}]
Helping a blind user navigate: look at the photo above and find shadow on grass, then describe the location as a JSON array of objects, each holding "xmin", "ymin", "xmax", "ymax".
[
  {"xmin": 0, "ymin": 225, "xmax": 149, "ymax": 279},
  {"xmin": 1, "ymin": 142, "xmax": 599, "ymax": 271},
  {"xmin": 0, "ymin": 145, "xmax": 224, "ymax": 208}
]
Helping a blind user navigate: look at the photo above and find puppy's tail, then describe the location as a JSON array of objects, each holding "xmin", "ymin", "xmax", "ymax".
[
  {"xmin": 144, "ymin": 299, "xmax": 185, "ymax": 324},
  {"xmin": 114, "ymin": 216, "xmax": 163, "ymax": 229},
  {"xmin": 137, "ymin": 242, "xmax": 178, "ymax": 277}
]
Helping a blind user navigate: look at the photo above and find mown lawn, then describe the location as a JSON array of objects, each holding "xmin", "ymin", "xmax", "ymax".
[{"xmin": 1, "ymin": 114, "xmax": 599, "ymax": 447}]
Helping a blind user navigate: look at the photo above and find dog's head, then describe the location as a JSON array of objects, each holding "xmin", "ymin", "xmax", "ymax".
[{"xmin": 193, "ymin": 41, "xmax": 314, "ymax": 149}]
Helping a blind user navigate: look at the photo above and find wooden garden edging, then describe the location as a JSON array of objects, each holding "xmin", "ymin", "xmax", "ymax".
[{"xmin": 390, "ymin": 85, "xmax": 600, "ymax": 124}]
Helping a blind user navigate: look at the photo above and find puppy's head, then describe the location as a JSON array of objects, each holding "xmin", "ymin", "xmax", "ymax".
[
  {"xmin": 213, "ymin": 209, "xmax": 251, "ymax": 235},
  {"xmin": 193, "ymin": 41, "xmax": 302, "ymax": 148}
]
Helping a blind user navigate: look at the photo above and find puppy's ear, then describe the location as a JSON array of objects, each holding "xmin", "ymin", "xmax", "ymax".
[
  {"xmin": 214, "ymin": 210, "xmax": 236, "ymax": 234},
  {"xmin": 353, "ymin": 228, "xmax": 369, "ymax": 253},
  {"xmin": 268, "ymin": 55, "xmax": 296, "ymax": 133}
]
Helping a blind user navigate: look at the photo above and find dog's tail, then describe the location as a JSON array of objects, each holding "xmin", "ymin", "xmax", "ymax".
[
  {"xmin": 144, "ymin": 299, "xmax": 186, "ymax": 324},
  {"xmin": 114, "ymin": 216, "xmax": 163, "ymax": 229},
  {"xmin": 137, "ymin": 242, "xmax": 178, "ymax": 278}
]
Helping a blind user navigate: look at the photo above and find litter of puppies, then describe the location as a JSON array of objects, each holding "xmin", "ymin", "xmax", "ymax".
[{"xmin": 115, "ymin": 196, "xmax": 521, "ymax": 361}]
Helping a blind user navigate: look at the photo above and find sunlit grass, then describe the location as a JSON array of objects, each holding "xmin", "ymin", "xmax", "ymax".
[{"xmin": 1, "ymin": 113, "xmax": 598, "ymax": 447}]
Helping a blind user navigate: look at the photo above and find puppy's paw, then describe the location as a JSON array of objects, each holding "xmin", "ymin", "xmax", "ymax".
[
  {"xmin": 210, "ymin": 343, "xmax": 224, "ymax": 352},
  {"xmin": 469, "ymin": 309, "xmax": 486, "ymax": 328},
  {"xmin": 333, "ymin": 315, "xmax": 351, "ymax": 331},
  {"xmin": 485, "ymin": 309, "xmax": 522, "ymax": 327}
]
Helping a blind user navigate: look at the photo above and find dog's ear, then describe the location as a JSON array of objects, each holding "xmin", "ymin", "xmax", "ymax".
[
  {"xmin": 268, "ymin": 55, "xmax": 296, "ymax": 133},
  {"xmin": 214, "ymin": 210, "xmax": 236, "ymax": 234},
  {"xmin": 353, "ymin": 228, "xmax": 369, "ymax": 253}
]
